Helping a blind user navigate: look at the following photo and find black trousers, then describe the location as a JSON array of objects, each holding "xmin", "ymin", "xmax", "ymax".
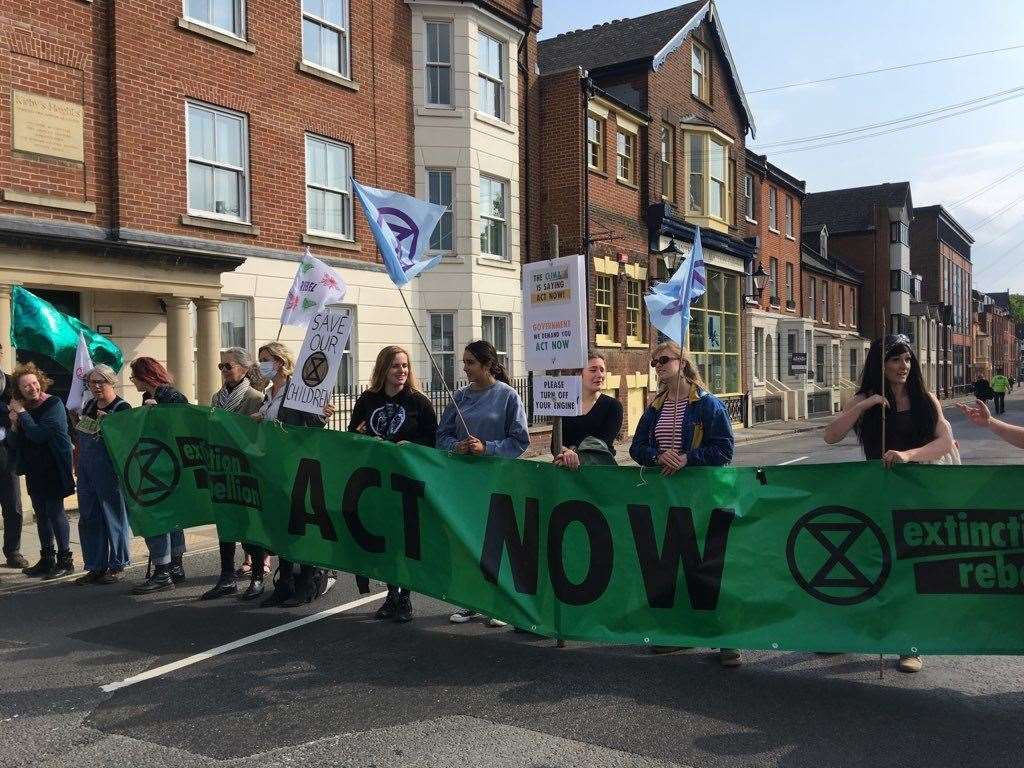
[
  {"xmin": 0, "ymin": 445, "xmax": 23, "ymax": 557},
  {"xmin": 994, "ymin": 393, "xmax": 1006, "ymax": 414}
]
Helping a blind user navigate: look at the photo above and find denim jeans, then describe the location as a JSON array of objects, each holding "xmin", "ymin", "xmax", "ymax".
[
  {"xmin": 31, "ymin": 494, "xmax": 70, "ymax": 555},
  {"xmin": 77, "ymin": 434, "xmax": 132, "ymax": 573},
  {"xmin": 144, "ymin": 529, "xmax": 186, "ymax": 565}
]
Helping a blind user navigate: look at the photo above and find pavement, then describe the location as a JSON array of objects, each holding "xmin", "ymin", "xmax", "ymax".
[{"xmin": 1, "ymin": 391, "xmax": 1022, "ymax": 767}]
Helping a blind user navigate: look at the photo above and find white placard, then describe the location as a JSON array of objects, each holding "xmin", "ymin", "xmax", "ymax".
[
  {"xmin": 532, "ymin": 375, "xmax": 582, "ymax": 417},
  {"xmin": 522, "ymin": 254, "xmax": 588, "ymax": 372},
  {"xmin": 284, "ymin": 308, "xmax": 353, "ymax": 415}
]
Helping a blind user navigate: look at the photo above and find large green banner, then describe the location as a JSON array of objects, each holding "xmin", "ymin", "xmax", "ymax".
[{"xmin": 103, "ymin": 406, "xmax": 1024, "ymax": 654}]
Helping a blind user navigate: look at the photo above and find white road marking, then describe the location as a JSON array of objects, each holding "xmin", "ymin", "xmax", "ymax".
[
  {"xmin": 777, "ymin": 456, "xmax": 809, "ymax": 466},
  {"xmin": 100, "ymin": 590, "xmax": 387, "ymax": 693}
]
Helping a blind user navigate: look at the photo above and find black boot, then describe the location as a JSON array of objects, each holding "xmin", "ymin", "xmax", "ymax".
[
  {"xmin": 395, "ymin": 592, "xmax": 413, "ymax": 623},
  {"xmin": 132, "ymin": 563, "xmax": 174, "ymax": 594},
  {"xmin": 375, "ymin": 589, "xmax": 399, "ymax": 620},
  {"xmin": 199, "ymin": 574, "xmax": 237, "ymax": 600},
  {"xmin": 260, "ymin": 577, "xmax": 293, "ymax": 608},
  {"xmin": 239, "ymin": 577, "xmax": 265, "ymax": 601},
  {"xmin": 168, "ymin": 554, "xmax": 186, "ymax": 584},
  {"xmin": 44, "ymin": 551, "xmax": 75, "ymax": 580},
  {"xmin": 23, "ymin": 549, "xmax": 56, "ymax": 578}
]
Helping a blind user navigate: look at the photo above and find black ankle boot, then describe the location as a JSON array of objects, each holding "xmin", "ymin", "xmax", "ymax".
[
  {"xmin": 133, "ymin": 563, "xmax": 174, "ymax": 594},
  {"xmin": 44, "ymin": 552, "xmax": 75, "ymax": 580},
  {"xmin": 23, "ymin": 549, "xmax": 56, "ymax": 578},
  {"xmin": 199, "ymin": 574, "xmax": 237, "ymax": 600},
  {"xmin": 375, "ymin": 590, "xmax": 399, "ymax": 620},
  {"xmin": 239, "ymin": 578, "xmax": 265, "ymax": 601},
  {"xmin": 168, "ymin": 554, "xmax": 185, "ymax": 584},
  {"xmin": 395, "ymin": 592, "xmax": 413, "ymax": 623}
]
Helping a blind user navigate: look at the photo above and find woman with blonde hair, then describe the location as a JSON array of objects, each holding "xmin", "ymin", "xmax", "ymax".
[
  {"xmin": 628, "ymin": 340, "xmax": 739, "ymax": 667},
  {"xmin": 348, "ymin": 345, "xmax": 438, "ymax": 622}
]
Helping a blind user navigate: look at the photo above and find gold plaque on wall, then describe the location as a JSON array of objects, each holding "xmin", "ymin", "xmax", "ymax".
[{"xmin": 11, "ymin": 89, "xmax": 84, "ymax": 162}]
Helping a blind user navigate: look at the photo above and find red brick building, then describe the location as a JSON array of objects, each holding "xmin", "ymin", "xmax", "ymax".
[
  {"xmin": 538, "ymin": 2, "xmax": 757, "ymax": 432},
  {"xmin": 981, "ymin": 292, "xmax": 1020, "ymax": 379}
]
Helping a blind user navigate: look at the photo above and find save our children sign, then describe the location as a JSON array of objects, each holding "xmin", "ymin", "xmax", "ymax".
[
  {"xmin": 522, "ymin": 255, "xmax": 587, "ymax": 372},
  {"xmin": 284, "ymin": 308, "xmax": 353, "ymax": 415}
]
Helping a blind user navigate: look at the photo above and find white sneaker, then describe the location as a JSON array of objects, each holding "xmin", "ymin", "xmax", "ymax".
[
  {"xmin": 449, "ymin": 609, "xmax": 479, "ymax": 624},
  {"xmin": 485, "ymin": 617, "xmax": 507, "ymax": 628}
]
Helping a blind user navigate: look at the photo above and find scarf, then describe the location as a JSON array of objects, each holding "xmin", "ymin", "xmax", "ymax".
[{"xmin": 212, "ymin": 377, "xmax": 253, "ymax": 413}]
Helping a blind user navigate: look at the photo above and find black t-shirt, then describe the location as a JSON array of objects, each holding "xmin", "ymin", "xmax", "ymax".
[
  {"xmin": 348, "ymin": 388, "xmax": 438, "ymax": 447},
  {"xmin": 556, "ymin": 393, "xmax": 623, "ymax": 453}
]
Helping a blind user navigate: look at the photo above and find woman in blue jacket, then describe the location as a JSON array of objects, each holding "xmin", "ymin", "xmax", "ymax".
[{"xmin": 629, "ymin": 341, "xmax": 739, "ymax": 667}]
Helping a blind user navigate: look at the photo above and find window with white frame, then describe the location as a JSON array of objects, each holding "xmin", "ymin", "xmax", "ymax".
[
  {"xmin": 186, "ymin": 102, "xmax": 249, "ymax": 221},
  {"xmin": 708, "ymin": 140, "xmax": 726, "ymax": 219},
  {"xmin": 849, "ymin": 347, "xmax": 858, "ymax": 382},
  {"xmin": 429, "ymin": 312, "xmax": 455, "ymax": 389},
  {"xmin": 786, "ymin": 262, "xmax": 794, "ymax": 303},
  {"xmin": 754, "ymin": 327, "xmax": 764, "ymax": 381},
  {"xmin": 305, "ymin": 134, "xmax": 353, "ymax": 238},
  {"xmin": 428, "ymin": 169, "xmax": 453, "ymax": 252},
  {"xmin": 324, "ymin": 303, "xmax": 355, "ymax": 391},
  {"xmin": 769, "ymin": 258, "xmax": 778, "ymax": 303},
  {"xmin": 626, "ymin": 279, "xmax": 644, "ymax": 341},
  {"xmin": 617, "ymin": 130, "xmax": 636, "ymax": 184},
  {"xmin": 691, "ymin": 41, "xmax": 709, "ymax": 101},
  {"xmin": 302, "ymin": 0, "xmax": 350, "ymax": 79},
  {"xmin": 482, "ymin": 314, "xmax": 509, "ymax": 372},
  {"xmin": 685, "ymin": 132, "xmax": 731, "ymax": 223},
  {"xmin": 478, "ymin": 32, "xmax": 505, "ymax": 120},
  {"xmin": 185, "ymin": 0, "xmax": 244, "ymax": 38},
  {"xmin": 688, "ymin": 133, "xmax": 704, "ymax": 213},
  {"xmin": 743, "ymin": 173, "xmax": 755, "ymax": 220},
  {"xmin": 587, "ymin": 114, "xmax": 604, "ymax": 171},
  {"xmin": 219, "ymin": 297, "xmax": 251, "ymax": 349},
  {"xmin": 768, "ymin": 187, "xmax": 778, "ymax": 231},
  {"xmin": 660, "ymin": 125, "xmax": 674, "ymax": 200},
  {"xmin": 425, "ymin": 20, "xmax": 452, "ymax": 107},
  {"xmin": 785, "ymin": 195, "xmax": 794, "ymax": 237},
  {"xmin": 479, "ymin": 175, "xmax": 507, "ymax": 259}
]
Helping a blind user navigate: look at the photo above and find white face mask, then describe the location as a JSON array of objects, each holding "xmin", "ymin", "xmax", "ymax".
[{"xmin": 258, "ymin": 361, "xmax": 279, "ymax": 379}]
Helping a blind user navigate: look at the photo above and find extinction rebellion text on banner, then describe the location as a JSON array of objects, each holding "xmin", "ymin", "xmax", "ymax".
[{"xmin": 104, "ymin": 405, "xmax": 1024, "ymax": 655}]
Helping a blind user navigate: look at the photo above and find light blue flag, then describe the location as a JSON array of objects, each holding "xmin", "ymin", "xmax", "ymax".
[
  {"xmin": 644, "ymin": 227, "xmax": 708, "ymax": 347},
  {"xmin": 352, "ymin": 180, "xmax": 447, "ymax": 286}
]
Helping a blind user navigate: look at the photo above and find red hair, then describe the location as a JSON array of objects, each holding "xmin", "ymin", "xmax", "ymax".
[{"xmin": 130, "ymin": 357, "xmax": 174, "ymax": 390}]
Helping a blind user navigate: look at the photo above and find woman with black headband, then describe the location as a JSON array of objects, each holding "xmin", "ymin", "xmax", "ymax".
[{"xmin": 824, "ymin": 333, "xmax": 955, "ymax": 673}]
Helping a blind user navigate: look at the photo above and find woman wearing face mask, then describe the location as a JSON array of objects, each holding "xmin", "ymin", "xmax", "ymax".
[
  {"xmin": 437, "ymin": 340, "xmax": 529, "ymax": 627},
  {"xmin": 629, "ymin": 341, "xmax": 738, "ymax": 667},
  {"xmin": 73, "ymin": 364, "xmax": 132, "ymax": 585},
  {"xmin": 128, "ymin": 357, "xmax": 190, "ymax": 594},
  {"xmin": 200, "ymin": 347, "xmax": 268, "ymax": 601},
  {"xmin": 251, "ymin": 342, "xmax": 336, "ymax": 607},
  {"xmin": 348, "ymin": 345, "xmax": 437, "ymax": 623},
  {"xmin": 824, "ymin": 334, "xmax": 954, "ymax": 674},
  {"xmin": 552, "ymin": 351, "xmax": 623, "ymax": 469},
  {"xmin": 10, "ymin": 363, "xmax": 76, "ymax": 580}
]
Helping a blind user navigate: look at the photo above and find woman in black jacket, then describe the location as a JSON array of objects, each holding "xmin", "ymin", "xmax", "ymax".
[
  {"xmin": 10, "ymin": 363, "xmax": 76, "ymax": 580},
  {"xmin": 128, "ymin": 357, "xmax": 190, "ymax": 594},
  {"xmin": 348, "ymin": 345, "xmax": 437, "ymax": 622},
  {"xmin": 250, "ymin": 342, "xmax": 335, "ymax": 607}
]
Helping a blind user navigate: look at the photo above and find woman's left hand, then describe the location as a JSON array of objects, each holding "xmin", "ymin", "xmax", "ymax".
[
  {"xmin": 323, "ymin": 402, "xmax": 336, "ymax": 418},
  {"xmin": 882, "ymin": 449, "xmax": 910, "ymax": 469},
  {"xmin": 554, "ymin": 448, "xmax": 580, "ymax": 470},
  {"xmin": 465, "ymin": 436, "xmax": 486, "ymax": 456}
]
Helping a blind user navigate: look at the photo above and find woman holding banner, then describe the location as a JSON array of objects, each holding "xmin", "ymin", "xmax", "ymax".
[
  {"xmin": 552, "ymin": 351, "xmax": 622, "ymax": 468},
  {"xmin": 438, "ymin": 339, "xmax": 530, "ymax": 627},
  {"xmin": 824, "ymin": 333, "xmax": 955, "ymax": 673},
  {"xmin": 129, "ymin": 357, "xmax": 190, "ymax": 594},
  {"xmin": 349, "ymin": 345, "xmax": 437, "ymax": 622},
  {"xmin": 252, "ymin": 341, "xmax": 337, "ymax": 607},
  {"xmin": 629, "ymin": 341, "xmax": 740, "ymax": 667},
  {"xmin": 200, "ymin": 347, "xmax": 268, "ymax": 601}
]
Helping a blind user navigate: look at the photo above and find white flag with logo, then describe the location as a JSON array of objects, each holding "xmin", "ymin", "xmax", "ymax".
[
  {"xmin": 280, "ymin": 248, "xmax": 348, "ymax": 327},
  {"xmin": 66, "ymin": 332, "xmax": 94, "ymax": 413}
]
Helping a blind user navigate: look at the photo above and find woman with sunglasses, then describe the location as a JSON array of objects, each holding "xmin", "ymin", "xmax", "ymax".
[
  {"xmin": 824, "ymin": 333, "xmax": 954, "ymax": 673},
  {"xmin": 73, "ymin": 365, "xmax": 133, "ymax": 585},
  {"xmin": 629, "ymin": 341, "xmax": 739, "ymax": 667},
  {"xmin": 128, "ymin": 357, "xmax": 190, "ymax": 594},
  {"xmin": 552, "ymin": 351, "xmax": 622, "ymax": 469},
  {"xmin": 200, "ymin": 347, "xmax": 268, "ymax": 601}
]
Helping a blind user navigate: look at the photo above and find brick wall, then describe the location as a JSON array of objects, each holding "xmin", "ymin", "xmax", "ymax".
[
  {"xmin": 538, "ymin": 69, "xmax": 584, "ymax": 255},
  {"xmin": 829, "ymin": 224, "xmax": 888, "ymax": 339}
]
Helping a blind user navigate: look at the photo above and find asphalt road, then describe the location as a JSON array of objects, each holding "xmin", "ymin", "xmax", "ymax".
[{"xmin": 1, "ymin": 395, "xmax": 1022, "ymax": 768}]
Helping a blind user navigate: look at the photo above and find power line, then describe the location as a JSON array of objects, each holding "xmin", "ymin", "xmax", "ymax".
[
  {"xmin": 976, "ymin": 215, "xmax": 1024, "ymax": 249},
  {"xmin": 968, "ymin": 194, "xmax": 1024, "ymax": 231},
  {"xmin": 975, "ymin": 234, "xmax": 1024, "ymax": 277},
  {"xmin": 949, "ymin": 162, "xmax": 1024, "ymax": 208},
  {"xmin": 746, "ymin": 42, "xmax": 1024, "ymax": 95},
  {"xmin": 752, "ymin": 86, "xmax": 1024, "ymax": 149}
]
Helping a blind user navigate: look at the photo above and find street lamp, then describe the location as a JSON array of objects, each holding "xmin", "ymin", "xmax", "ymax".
[
  {"xmin": 659, "ymin": 237, "xmax": 685, "ymax": 274},
  {"xmin": 749, "ymin": 263, "xmax": 769, "ymax": 301}
]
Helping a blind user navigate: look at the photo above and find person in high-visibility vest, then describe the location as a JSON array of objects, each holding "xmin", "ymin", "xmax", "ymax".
[{"xmin": 991, "ymin": 373, "xmax": 1010, "ymax": 415}]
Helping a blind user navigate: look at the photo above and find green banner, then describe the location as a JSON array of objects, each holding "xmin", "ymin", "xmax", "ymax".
[{"xmin": 103, "ymin": 406, "xmax": 1024, "ymax": 654}]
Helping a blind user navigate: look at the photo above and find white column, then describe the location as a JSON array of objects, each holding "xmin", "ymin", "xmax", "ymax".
[
  {"xmin": 0, "ymin": 284, "xmax": 12, "ymax": 371},
  {"xmin": 195, "ymin": 297, "xmax": 221, "ymax": 406},
  {"xmin": 164, "ymin": 297, "xmax": 194, "ymax": 401}
]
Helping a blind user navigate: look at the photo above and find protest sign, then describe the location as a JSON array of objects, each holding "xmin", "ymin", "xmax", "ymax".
[
  {"xmin": 283, "ymin": 308, "xmax": 353, "ymax": 415},
  {"xmin": 522, "ymin": 255, "xmax": 587, "ymax": 372},
  {"xmin": 533, "ymin": 375, "xmax": 582, "ymax": 417},
  {"xmin": 104, "ymin": 405, "xmax": 1024, "ymax": 654}
]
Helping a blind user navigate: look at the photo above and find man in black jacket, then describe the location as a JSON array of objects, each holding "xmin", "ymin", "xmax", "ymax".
[{"xmin": 0, "ymin": 346, "xmax": 26, "ymax": 569}]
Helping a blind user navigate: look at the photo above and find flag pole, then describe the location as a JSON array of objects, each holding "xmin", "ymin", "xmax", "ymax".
[{"xmin": 880, "ymin": 310, "xmax": 887, "ymax": 459}]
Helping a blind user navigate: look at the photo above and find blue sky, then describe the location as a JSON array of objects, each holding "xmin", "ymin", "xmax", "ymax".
[{"xmin": 539, "ymin": 0, "xmax": 1024, "ymax": 293}]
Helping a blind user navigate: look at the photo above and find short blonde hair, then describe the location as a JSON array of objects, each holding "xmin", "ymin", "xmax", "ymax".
[
  {"xmin": 257, "ymin": 342, "xmax": 295, "ymax": 376},
  {"xmin": 653, "ymin": 340, "xmax": 705, "ymax": 392}
]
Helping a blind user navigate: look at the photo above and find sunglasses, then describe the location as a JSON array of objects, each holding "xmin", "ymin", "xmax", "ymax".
[
  {"xmin": 651, "ymin": 355, "xmax": 679, "ymax": 368},
  {"xmin": 87, "ymin": 380, "xmax": 107, "ymax": 387},
  {"xmin": 217, "ymin": 363, "xmax": 236, "ymax": 371}
]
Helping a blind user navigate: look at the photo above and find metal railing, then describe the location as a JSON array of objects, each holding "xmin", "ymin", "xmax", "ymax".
[
  {"xmin": 721, "ymin": 394, "xmax": 746, "ymax": 424},
  {"xmin": 753, "ymin": 395, "xmax": 783, "ymax": 424},
  {"xmin": 807, "ymin": 391, "xmax": 832, "ymax": 416}
]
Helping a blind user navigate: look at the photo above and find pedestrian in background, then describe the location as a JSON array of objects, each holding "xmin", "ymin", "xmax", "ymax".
[
  {"xmin": 552, "ymin": 351, "xmax": 622, "ymax": 469},
  {"xmin": 201, "ymin": 347, "xmax": 267, "ymax": 601},
  {"xmin": 349, "ymin": 345, "xmax": 437, "ymax": 623},
  {"xmin": 629, "ymin": 341, "xmax": 739, "ymax": 667},
  {"xmin": 0, "ymin": 344, "xmax": 26, "ymax": 570},
  {"xmin": 973, "ymin": 375, "xmax": 993, "ymax": 406},
  {"xmin": 991, "ymin": 371, "xmax": 1009, "ymax": 414},
  {"xmin": 10, "ymin": 363, "xmax": 76, "ymax": 580},
  {"xmin": 823, "ymin": 334, "xmax": 954, "ymax": 673},
  {"xmin": 128, "ymin": 357, "xmax": 189, "ymax": 594},
  {"xmin": 73, "ymin": 365, "xmax": 132, "ymax": 585},
  {"xmin": 438, "ymin": 339, "xmax": 529, "ymax": 628}
]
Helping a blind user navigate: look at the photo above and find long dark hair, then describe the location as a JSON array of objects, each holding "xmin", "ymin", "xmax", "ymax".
[
  {"xmin": 855, "ymin": 335, "xmax": 936, "ymax": 453},
  {"xmin": 465, "ymin": 340, "xmax": 509, "ymax": 384}
]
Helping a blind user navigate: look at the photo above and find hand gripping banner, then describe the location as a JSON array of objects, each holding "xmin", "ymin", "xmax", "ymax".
[{"xmin": 103, "ymin": 406, "xmax": 1024, "ymax": 655}]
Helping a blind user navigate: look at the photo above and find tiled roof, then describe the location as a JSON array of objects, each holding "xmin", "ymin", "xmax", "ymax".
[{"xmin": 802, "ymin": 182, "xmax": 912, "ymax": 234}]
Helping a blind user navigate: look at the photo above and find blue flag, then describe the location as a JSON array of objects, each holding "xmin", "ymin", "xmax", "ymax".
[
  {"xmin": 644, "ymin": 227, "xmax": 708, "ymax": 346},
  {"xmin": 352, "ymin": 180, "xmax": 447, "ymax": 287}
]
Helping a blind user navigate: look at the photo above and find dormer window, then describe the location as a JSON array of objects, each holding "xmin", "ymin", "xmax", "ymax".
[
  {"xmin": 691, "ymin": 41, "xmax": 709, "ymax": 102},
  {"xmin": 819, "ymin": 225, "xmax": 828, "ymax": 259}
]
